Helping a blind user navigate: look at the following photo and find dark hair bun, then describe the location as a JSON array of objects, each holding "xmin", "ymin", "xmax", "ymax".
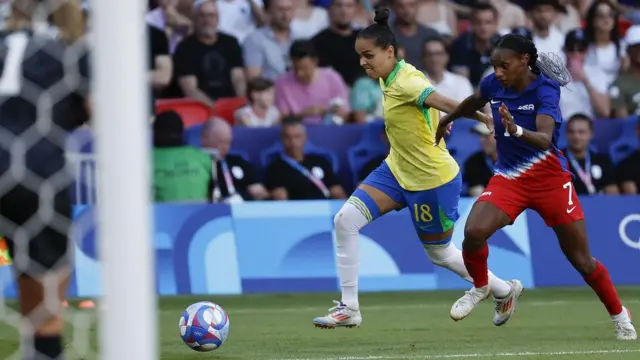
[{"xmin": 373, "ymin": 7, "xmax": 390, "ymax": 26}]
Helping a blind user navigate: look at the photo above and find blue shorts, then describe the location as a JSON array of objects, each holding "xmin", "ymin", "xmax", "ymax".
[{"xmin": 361, "ymin": 161, "xmax": 461, "ymax": 235}]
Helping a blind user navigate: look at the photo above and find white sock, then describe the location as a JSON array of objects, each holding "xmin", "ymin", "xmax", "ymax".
[
  {"xmin": 333, "ymin": 201, "xmax": 370, "ymax": 311},
  {"xmin": 424, "ymin": 241, "xmax": 512, "ymax": 298}
]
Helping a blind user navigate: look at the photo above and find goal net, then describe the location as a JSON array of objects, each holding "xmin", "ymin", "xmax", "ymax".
[{"xmin": 0, "ymin": 0, "xmax": 156, "ymax": 359}]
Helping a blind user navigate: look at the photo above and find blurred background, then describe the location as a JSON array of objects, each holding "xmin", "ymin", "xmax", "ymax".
[{"xmin": 0, "ymin": 0, "xmax": 639, "ymax": 358}]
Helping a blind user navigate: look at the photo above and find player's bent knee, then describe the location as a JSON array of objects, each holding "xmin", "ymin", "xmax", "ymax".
[
  {"xmin": 423, "ymin": 236, "xmax": 454, "ymax": 267},
  {"xmin": 463, "ymin": 221, "xmax": 493, "ymax": 244},
  {"xmin": 334, "ymin": 197, "xmax": 376, "ymax": 236}
]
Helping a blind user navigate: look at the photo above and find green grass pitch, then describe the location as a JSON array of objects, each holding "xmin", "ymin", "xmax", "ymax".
[{"xmin": 0, "ymin": 287, "xmax": 639, "ymax": 359}]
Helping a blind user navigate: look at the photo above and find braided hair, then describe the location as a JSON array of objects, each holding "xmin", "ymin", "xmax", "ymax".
[{"xmin": 496, "ymin": 34, "xmax": 571, "ymax": 87}]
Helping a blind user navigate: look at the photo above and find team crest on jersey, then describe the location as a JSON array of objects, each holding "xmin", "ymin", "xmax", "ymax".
[{"xmin": 517, "ymin": 104, "xmax": 535, "ymax": 111}]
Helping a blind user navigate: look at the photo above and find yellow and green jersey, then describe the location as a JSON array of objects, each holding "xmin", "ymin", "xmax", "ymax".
[{"xmin": 379, "ymin": 60, "xmax": 459, "ymax": 191}]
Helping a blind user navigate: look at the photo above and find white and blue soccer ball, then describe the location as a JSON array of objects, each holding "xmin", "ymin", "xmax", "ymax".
[{"xmin": 178, "ymin": 301, "xmax": 230, "ymax": 352}]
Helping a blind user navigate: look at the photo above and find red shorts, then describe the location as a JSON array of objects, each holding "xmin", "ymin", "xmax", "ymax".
[{"xmin": 477, "ymin": 172, "xmax": 585, "ymax": 227}]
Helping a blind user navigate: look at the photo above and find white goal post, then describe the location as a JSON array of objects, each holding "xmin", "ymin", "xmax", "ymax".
[{"xmin": 92, "ymin": 0, "xmax": 156, "ymax": 359}]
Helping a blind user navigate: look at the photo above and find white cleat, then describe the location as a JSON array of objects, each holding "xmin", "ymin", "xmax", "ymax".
[
  {"xmin": 450, "ymin": 285, "xmax": 491, "ymax": 321},
  {"xmin": 613, "ymin": 307, "xmax": 637, "ymax": 340},
  {"xmin": 493, "ymin": 279, "xmax": 524, "ymax": 326},
  {"xmin": 313, "ymin": 301, "xmax": 362, "ymax": 329}
]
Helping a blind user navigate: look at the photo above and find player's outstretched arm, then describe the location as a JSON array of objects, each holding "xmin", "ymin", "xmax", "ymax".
[
  {"xmin": 499, "ymin": 104, "xmax": 554, "ymax": 150},
  {"xmin": 423, "ymin": 90, "xmax": 487, "ymax": 123},
  {"xmin": 432, "ymin": 90, "xmax": 488, "ymax": 145},
  {"xmin": 428, "ymin": 90, "xmax": 488, "ymax": 127}
]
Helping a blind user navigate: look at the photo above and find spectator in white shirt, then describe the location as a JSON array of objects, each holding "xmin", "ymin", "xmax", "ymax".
[
  {"xmin": 421, "ymin": 36, "xmax": 473, "ymax": 117},
  {"xmin": 234, "ymin": 78, "xmax": 281, "ymax": 127},
  {"xmin": 216, "ymin": 0, "xmax": 266, "ymax": 43},
  {"xmin": 527, "ymin": 0, "xmax": 566, "ymax": 59},
  {"xmin": 561, "ymin": 29, "xmax": 611, "ymax": 119},
  {"xmin": 584, "ymin": 0, "xmax": 628, "ymax": 87},
  {"xmin": 291, "ymin": 0, "xmax": 329, "ymax": 39}
]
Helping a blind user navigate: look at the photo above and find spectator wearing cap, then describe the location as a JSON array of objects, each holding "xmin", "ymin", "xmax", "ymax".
[
  {"xmin": 609, "ymin": 25, "xmax": 640, "ymax": 117},
  {"xmin": 389, "ymin": 0, "xmax": 440, "ymax": 70},
  {"xmin": 216, "ymin": 0, "xmax": 266, "ymax": 43},
  {"xmin": 234, "ymin": 78, "xmax": 281, "ymax": 127},
  {"xmin": 527, "ymin": 0, "xmax": 566, "ymax": 59},
  {"xmin": 312, "ymin": 0, "xmax": 365, "ymax": 87},
  {"xmin": 487, "ymin": 0, "xmax": 526, "ymax": 34},
  {"xmin": 449, "ymin": 3, "xmax": 501, "ymax": 86},
  {"xmin": 562, "ymin": 114, "xmax": 618, "ymax": 195},
  {"xmin": 153, "ymin": 111, "xmax": 213, "ymax": 203},
  {"xmin": 422, "ymin": 36, "xmax": 473, "ymax": 117},
  {"xmin": 170, "ymin": 0, "xmax": 246, "ymax": 107},
  {"xmin": 463, "ymin": 123, "xmax": 497, "ymax": 197},
  {"xmin": 584, "ymin": 0, "xmax": 628, "ymax": 87},
  {"xmin": 616, "ymin": 121, "xmax": 640, "ymax": 194},
  {"xmin": 560, "ymin": 29, "xmax": 611, "ymax": 119},
  {"xmin": 275, "ymin": 40, "xmax": 350, "ymax": 125},
  {"xmin": 243, "ymin": 0, "xmax": 296, "ymax": 81}
]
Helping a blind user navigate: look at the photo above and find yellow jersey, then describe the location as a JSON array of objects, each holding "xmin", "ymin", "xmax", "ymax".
[{"xmin": 380, "ymin": 60, "xmax": 459, "ymax": 191}]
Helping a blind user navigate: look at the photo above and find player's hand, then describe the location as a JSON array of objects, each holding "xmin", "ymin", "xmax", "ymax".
[
  {"xmin": 434, "ymin": 117, "xmax": 452, "ymax": 146},
  {"xmin": 499, "ymin": 103, "xmax": 518, "ymax": 135},
  {"xmin": 477, "ymin": 112, "xmax": 495, "ymax": 134}
]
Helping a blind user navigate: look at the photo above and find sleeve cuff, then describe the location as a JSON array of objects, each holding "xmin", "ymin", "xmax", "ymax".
[{"xmin": 417, "ymin": 87, "xmax": 435, "ymax": 107}]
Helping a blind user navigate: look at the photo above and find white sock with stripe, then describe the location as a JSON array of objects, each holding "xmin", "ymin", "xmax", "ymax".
[
  {"xmin": 425, "ymin": 241, "xmax": 512, "ymax": 298},
  {"xmin": 334, "ymin": 200, "xmax": 371, "ymax": 311}
]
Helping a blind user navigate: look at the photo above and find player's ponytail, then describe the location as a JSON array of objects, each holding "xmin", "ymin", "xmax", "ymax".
[
  {"xmin": 496, "ymin": 34, "xmax": 571, "ymax": 87},
  {"xmin": 357, "ymin": 7, "xmax": 399, "ymax": 58}
]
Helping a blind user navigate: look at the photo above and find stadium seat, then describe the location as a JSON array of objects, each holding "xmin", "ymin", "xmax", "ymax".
[
  {"xmin": 260, "ymin": 141, "xmax": 339, "ymax": 173},
  {"xmin": 609, "ymin": 116, "xmax": 639, "ymax": 164},
  {"xmin": 449, "ymin": 118, "xmax": 477, "ymax": 139},
  {"xmin": 212, "ymin": 97, "xmax": 247, "ymax": 125},
  {"xmin": 156, "ymin": 99, "xmax": 213, "ymax": 127},
  {"xmin": 557, "ymin": 121, "xmax": 568, "ymax": 149},
  {"xmin": 447, "ymin": 132, "xmax": 481, "ymax": 169},
  {"xmin": 360, "ymin": 120, "xmax": 386, "ymax": 147},
  {"xmin": 556, "ymin": 121, "xmax": 598, "ymax": 153},
  {"xmin": 184, "ymin": 123, "xmax": 204, "ymax": 147},
  {"xmin": 347, "ymin": 146, "xmax": 387, "ymax": 187},
  {"xmin": 346, "ymin": 121, "xmax": 388, "ymax": 186}
]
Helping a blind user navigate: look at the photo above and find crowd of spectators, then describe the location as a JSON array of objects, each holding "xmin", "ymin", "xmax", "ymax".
[{"xmin": 142, "ymin": 0, "xmax": 640, "ymax": 201}]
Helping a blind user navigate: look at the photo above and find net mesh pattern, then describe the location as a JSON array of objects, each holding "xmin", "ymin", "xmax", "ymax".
[{"xmin": 0, "ymin": 0, "xmax": 96, "ymax": 358}]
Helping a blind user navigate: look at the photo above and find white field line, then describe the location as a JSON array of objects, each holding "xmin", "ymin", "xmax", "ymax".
[
  {"xmin": 271, "ymin": 349, "xmax": 640, "ymax": 360},
  {"xmin": 219, "ymin": 298, "xmax": 640, "ymax": 315}
]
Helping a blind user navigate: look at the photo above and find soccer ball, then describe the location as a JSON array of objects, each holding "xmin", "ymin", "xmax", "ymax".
[{"xmin": 178, "ymin": 301, "xmax": 230, "ymax": 351}]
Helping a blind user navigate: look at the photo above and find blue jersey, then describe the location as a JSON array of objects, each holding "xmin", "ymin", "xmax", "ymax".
[{"xmin": 479, "ymin": 73, "xmax": 571, "ymax": 180}]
